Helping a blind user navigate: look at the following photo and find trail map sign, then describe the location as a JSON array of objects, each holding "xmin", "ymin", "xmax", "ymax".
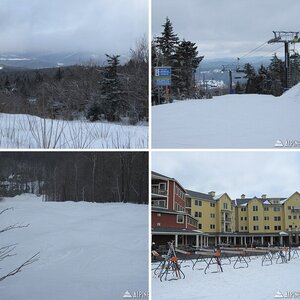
[{"xmin": 154, "ymin": 67, "xmax": 172, "ymax": 86}]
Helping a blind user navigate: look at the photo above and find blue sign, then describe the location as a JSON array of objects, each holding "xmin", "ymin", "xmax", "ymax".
[
  {"xmin": 154, "ymin": 67, "xmax": 172, "ymax": 77},
  {"xmin": 155, "ymin": 78, "xmax": 172, "ymax": 86}
]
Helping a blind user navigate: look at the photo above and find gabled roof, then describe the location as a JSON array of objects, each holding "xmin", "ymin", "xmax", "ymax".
[
  {"xmin": 152, "ymin": 171, "xmax": 186, "ymax": 192},
  {"xmin": 186, "ymin": 189, "xmax": 215, "ymax": 201},
  {"xmin": 236, "ymin": 197, "xmax": 286, "ymax": 206}
]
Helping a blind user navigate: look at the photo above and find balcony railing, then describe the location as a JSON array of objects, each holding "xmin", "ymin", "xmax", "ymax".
[
  {"xmin": 151, "ymin": 186, "xmax": 167, "ymax": 196},
  {"xmin": 222, "ymin": 218, "xmax": 232, "ymax": 223},
  {"xmin": 291, "ymin": 206, "xmax": 300, "ymax": 212}
]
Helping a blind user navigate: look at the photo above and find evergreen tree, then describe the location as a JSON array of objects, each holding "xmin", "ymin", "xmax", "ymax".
[
  {"xmin": 257, "ymin": 64, "xmax": 270, "ymax": 94},
  {"xmin": 173, "ymin": 39, "xmax": 203, "ymax": 97},
  {"xmin": 268, "ymin": 54, "xmax": 285, "ymax": 96},
  {"xmin": 101, "ymin": 54, "xmax": 127, "ymax": 121},
  {"xmin": 289, "ymin": 51, "xmax": 300, "ymax": 87},
  {"xmin": 155, "ymin": 17, "xmax": 179, "ymax": 66},
  {"xmin": 244, "ymin": 63, "xmax": 257, "ymax": 93}
]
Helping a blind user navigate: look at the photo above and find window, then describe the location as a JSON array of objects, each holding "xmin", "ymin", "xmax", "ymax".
[
  {"xmin": 245, "ymin": 226, "xmax": 248, "ymax": 230},
  {"xmin": 264, "ymin": 216, "xmax": 269, "ymax": 221},
  {"xmin": 175, "ymin": 203, "xmax": 185, "ymax": 212},
  {"xmin": 198, "ymin": 224, "xmax": 202, "ymax": 230},
  {"xmin": 210, "ymin": 224, "xmax": 215, "ymax": 229},
  {"xmin": 253, "ymin": 226, "xmax": 259, "ymax": 231},
  {"xmin": 152, "ymin": 200, "xmax": 167, "ymax": 208},
  {"xmin": 177, "ymin": 215, "xmax": 184, "ymax": 223},
  {"xmin": 195, "ymin": 211, "xmax": 202, "ymax": 218},
  {"xmin": 274, "ymin": 225, "xmax": 281, "ymax": 230},
  {"xmin": 253, "ymin": 216, "xmax": 259, "ymax": 221},
  {"xmin": 245, "ymin": 217, "xmax": 247, "ymax": 221},
  {"xmin": 241, "ymin": 226, "xmax": 244, "ymax": 230},
  {"xmin": 264, "ymin": 207, "xmax": 269, "ymax": 211},
  {"xmin": 241, "ymin": 207, "xmax": 247, "ymax": 212},
  {"xmin": 210, "ymin": 213, "xmax": 215, "ymax": 218},
  {"xmin": 253, "ymin": 205, "xmax": 258, "ymax": 211},
  {"xmin": 159, "ymin": 182, "xmax": 166, "ymax": 191},
  {"xmin": 175, "ymin": 186, "xmax": 184, "ymax": 199},
  {"xmin": 223, "ymin": 203, "xmax": 228, "ymax": 209},
  {"xmin": 264, "ymin": 226, "xmax": 270, "ymax": 230},
  {"xmin": 195, "ymin": 199, "xmax": 202, "ymax": 206},
  {"xmin": 273, "ymin": 207, "xmax": 280, "ymax": 212},
  {"xmin": 274, "ymin": 216, "xmax": 281, "ymax": 221},
  {"xmin": 288, "ymin": 215, "xmax": 292, "ymax": 220},
  {"xmin": 241, "ymin": 217, "xmax": 243, "ymax": 221},
  {"xmin": 187, "ymin": 216, "xmax": 197, "ymax": 227},
  {"xmin": 299, "ymin": 215, "xmax": 300, "ymax": 219},
  {"xmin": 210, "ymin": 202, "xmax": 215, "ymax": 207},
  {"xmin": 288, "ymin": 206, "xmax": 291, "ymax": 210},
  {"xmin": 294, "ymin": 215, "xmax": 297, "ymax": 220}
]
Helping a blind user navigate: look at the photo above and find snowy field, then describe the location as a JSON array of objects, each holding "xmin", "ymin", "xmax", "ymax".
[
  {"xmin": 152, "ymin": 255, "xmax": 300, "ymax": 300},
  {"xmin": 152, "ymin": 83, "xmax": 300, "ymax": 148},
  {"xmin": 0, "ymin": 195, "xmax": 148, "ymax": 300},
  {"xmin": 0, "ymin": 114, "xmax": 148, "ymax": 149}
]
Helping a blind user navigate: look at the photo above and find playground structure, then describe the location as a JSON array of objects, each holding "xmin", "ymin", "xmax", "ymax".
[{"xmin": 152, "ymin": 242, "xmax": 300, "ymax": 281}]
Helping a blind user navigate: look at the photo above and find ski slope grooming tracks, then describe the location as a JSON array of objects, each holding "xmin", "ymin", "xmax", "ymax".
[
  {"xmin": 0, "ymin": 195, "xmax": 148, "ymax": 300},
  {"xmin": 152, "ymin": 258, "xmax": 300, "ymax": 300},
  {"xmin": 0, "ymin": 113, "xmax": 148, "ymax": 149},
  {"xmin": 152, "ymin": 87, "xmax": 300, "ymax": 148}
]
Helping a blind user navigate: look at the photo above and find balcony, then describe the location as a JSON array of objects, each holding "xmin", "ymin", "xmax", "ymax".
[
  {"xmin": 291, "ymin": 206, "xmax": 300, "ymax": 213},
  {"xmin": 151, "ymin": 186, "xmax": 167, "ymax": 196},
  {"xmin": 222, "ymin": 218, "xmax": 232, "ymax": 223}
]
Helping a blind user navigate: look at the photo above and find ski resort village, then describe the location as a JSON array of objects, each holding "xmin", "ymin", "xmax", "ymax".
[{"xmin": 151, "ymin": 171, "xmax": 300, "ymax": 300}]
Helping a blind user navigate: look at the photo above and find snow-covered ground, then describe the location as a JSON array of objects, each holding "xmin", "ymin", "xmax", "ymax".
[
  {"xmin": 0, "ymin": 194, "xmax": 148, "ymax": 300},
  {"xmin": 0, "ymin": 113, "xmax": 148, "ymax": 149},
  {"xmin": 152, "ymin": 255, "xmax": 300, "ymax": 300},
  {"xmin": 152, "ymin": 83, "xmax": 300, "ymax": 148}
]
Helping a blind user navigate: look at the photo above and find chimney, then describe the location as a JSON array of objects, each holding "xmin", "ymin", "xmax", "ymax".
[
  {"xmin": 261, "ymin": 194, "xmax": 267, "ymax": 199},
  {"xmin": 209, "ymin": 191, "xmax": 216, "ymax": 197},
  {"xmin": 241, "ymin": 194, "xmax": 245, "ymax": 199}
]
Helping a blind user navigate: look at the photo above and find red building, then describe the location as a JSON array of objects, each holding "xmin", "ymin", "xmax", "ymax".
[{"xmin": 152, "ymin": 171, "xmax": 205, "ymax": 249}]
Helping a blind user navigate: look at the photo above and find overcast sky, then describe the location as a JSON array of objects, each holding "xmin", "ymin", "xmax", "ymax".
[
  {"xmin": 152, "ymin": 151, "xmax": 300, "ymax": 199},
  {"xmin": 0, "ymin": 0, "xmax": 147, "ymax": 55},
  {"xmin": 152, "ymin": 0, "xmax": 300, "ymax": 60}
]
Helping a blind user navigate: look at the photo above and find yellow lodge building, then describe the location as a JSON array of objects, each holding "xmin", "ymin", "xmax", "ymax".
[{"xmin": 186, "ymin": 190, "xmax": 300, "ymax": 247}]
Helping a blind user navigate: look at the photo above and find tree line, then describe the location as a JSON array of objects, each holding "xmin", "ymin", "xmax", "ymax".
[
  {"xmin": 0, "ymin": 37, "xmax": 148, "ymax": 124},
  {"xmin": 152, "ymin": 17, "xmax": 203, "ymax": 103},
  {"xmin": 0, "ymin": 152, "xmax": 148, "ymax": 204},
  {"xmin": 238, "ymin": 52, "xmax": 300, "ymax": 96}
]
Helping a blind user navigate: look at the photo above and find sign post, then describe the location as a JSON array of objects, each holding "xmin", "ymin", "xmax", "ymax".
[{"xmin": 154, "ymin": 67, "xmax": 172, "ymax": 104}]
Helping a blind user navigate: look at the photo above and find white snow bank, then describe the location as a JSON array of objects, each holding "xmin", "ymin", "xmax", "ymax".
[
  {"xmin": 152, "ymin": 91, "xmax": 300, "ymax": 148},
  {"xmin": 281, "ymin": 82, "xmax": 300, "ymax": 99},
  {"xmin": 152, "ymin": 256, "xmax": 300, "ymax": 300},
  {"xmin": 0, "ymin": 113, "xmax": 148, "ymax": 149},
  {"xmin": 0, "ymin": 194, "xmax": 148, "ymax": 300}
]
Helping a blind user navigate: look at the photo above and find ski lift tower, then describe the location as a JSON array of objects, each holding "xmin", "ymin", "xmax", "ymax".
[{"xmin": 268, "ymin": 31, "xmax": 299, "ymax": 89}]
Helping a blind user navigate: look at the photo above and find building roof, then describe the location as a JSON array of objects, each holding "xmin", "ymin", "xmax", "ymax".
[
  {"xmin": 235, "ymin": 197, "xmax": 286, "ymax": 206},
  {"xmin": 152, "ymin": 171, "xmax": 171, "ymax": 181},
  {"xmin": 186, "ymin": 189, "xmax": 216, "ymax": 201}
]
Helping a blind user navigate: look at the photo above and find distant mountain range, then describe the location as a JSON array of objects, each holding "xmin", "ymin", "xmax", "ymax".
[{"xmin": 0, "ymin": 52, "xmax": 107, "ymax": 70}]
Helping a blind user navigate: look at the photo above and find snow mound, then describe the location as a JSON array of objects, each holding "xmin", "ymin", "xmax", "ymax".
[
  {"xmin": 0, "ymin": 194, "xmax": 148, "ymax": 300},
  {"xmin": 281, "ymin": 82, "xmax": 300, "ymax": 99}
]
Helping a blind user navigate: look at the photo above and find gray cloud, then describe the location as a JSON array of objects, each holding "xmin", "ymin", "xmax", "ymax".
[
  {"xmin": 152, "ymin": 0, "xmax": 300, "ymax": 59},
  {"xmin": 152, "ymin": 151, "xmax": 300, "ymax": 199},
  {"xmin": 0, "ymin": 0, "xmax": 148, "ymax": 55}
]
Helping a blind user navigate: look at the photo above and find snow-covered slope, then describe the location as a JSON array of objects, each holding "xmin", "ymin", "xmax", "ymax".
[
  {"xmin": 0, "ymin": 194, "xmax": 148, "ymax": 300},
  {"xmin": 152, "ymin": 257, "xmax": 300, "ymax": 300},
  {"xmin": 0, "ymin": 113, "xmax": 148, "ymax": 149},
  {"xmin": 152, "ymin": 84, "xmax": 300, "ymax": 148}
]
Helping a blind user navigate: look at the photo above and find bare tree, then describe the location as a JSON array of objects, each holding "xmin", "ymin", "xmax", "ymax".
[{"xmin": 0, "ymin": 207, "xmax": 39, "ymax": 282}]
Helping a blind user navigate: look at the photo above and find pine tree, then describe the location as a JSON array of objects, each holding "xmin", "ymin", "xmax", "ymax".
[
  {"xmin": 173, "ymin": 40, "xmax": 203, "ymax": 97},
  {"xmin": 244, "ymin": 63, "xmax": 257, "ymax": 93},
  {"xmin": 268, "ymin": 54, "xmax": 285, "ymax": 96},
  {"xmin": 289, "ymin": 51, "xmax": 300, "ymax": 87},
  {"xmin": 101, "ymin": 54, "xmax": 127, "ymax": 122},
  {"xmin": 155, "ymin": 17, "xmax": 179, "ymax": 66}
]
